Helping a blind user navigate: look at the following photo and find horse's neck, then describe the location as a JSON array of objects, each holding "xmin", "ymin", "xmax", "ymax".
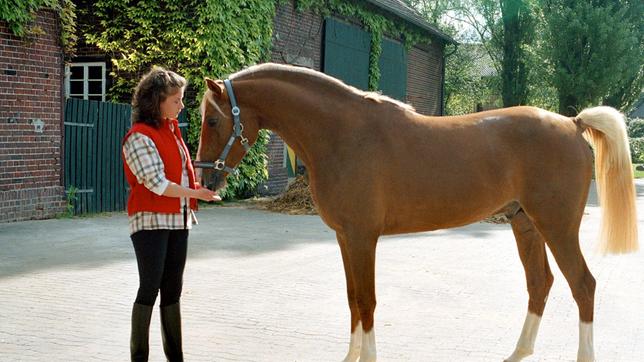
[{"xmin": 239, "ymin": 78, "xmax": 338, "ymax": 167}]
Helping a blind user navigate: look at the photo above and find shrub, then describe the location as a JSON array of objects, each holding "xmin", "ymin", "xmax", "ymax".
[
  {"xmin": 629, "ymin": 137, "xmax": 644, "ymax": 164},
  {"xmin": 627, "ymin": 118, "xmax": 644, "ymax": 138}
]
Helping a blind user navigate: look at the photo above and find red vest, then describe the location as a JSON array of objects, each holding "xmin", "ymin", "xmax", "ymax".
[{"xmin": 123, "ymin": 119, "xmax": 198, "ymax": 216}]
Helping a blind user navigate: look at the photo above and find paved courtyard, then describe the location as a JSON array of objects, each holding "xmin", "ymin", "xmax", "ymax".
[{"xmin": 1, "ymin": 182, "xmax": 643, "ymax": 361}]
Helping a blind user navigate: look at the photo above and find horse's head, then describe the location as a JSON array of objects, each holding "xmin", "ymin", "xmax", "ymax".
[{"xmin": 196, "ymin": 78, "xmax": 261, "ymax": 191}]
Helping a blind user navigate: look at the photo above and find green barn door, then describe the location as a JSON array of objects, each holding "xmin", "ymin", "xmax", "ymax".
[
  {"xmin": 323, "ymin": 17, "xmax": 370, "ymax": 90},
  {"xmin": 378, "ymin": 37, "xmax": 407, "ymax": 101}
]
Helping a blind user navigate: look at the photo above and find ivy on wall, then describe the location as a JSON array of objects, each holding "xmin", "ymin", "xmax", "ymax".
[
  {"xmin": 295, "ymin": 0, "xmax": 431, "ymax": 91},
  {"xmin": 1, "ymin": 0, "xmax": 77, "ymax": 57},
  {"xmin": 86, "ymin": 0, "xmax": 277, "ymax": 138}
]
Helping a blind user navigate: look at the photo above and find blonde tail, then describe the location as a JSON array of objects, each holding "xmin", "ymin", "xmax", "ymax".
[{"xmin": 578, "ymin": 106, "xmax": 638, "ymax": 254}]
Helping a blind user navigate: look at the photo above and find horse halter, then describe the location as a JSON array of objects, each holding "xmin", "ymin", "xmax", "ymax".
[{"xmin": 193, "ymin": 79, "xmax": 251, "ymax": 177}]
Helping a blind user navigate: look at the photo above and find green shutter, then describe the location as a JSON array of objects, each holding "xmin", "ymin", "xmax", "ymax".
[
  {"xmin": 378, "ymin": 37, "xmax": 407, "ymax": 101},
  {"xmin": 323, "ymin": 17, "xmax": 370, "ymax": 90}
]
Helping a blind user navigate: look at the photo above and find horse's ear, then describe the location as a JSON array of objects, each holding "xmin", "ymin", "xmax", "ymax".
[{"xmin": 205, "ymin": 78, "xmax": 224, "ymax": 98}]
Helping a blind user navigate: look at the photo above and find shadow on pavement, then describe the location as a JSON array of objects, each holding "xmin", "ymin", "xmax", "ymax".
[{"xmin": 1, "ymin": 180, "xmax": 641, "ymax": 279}]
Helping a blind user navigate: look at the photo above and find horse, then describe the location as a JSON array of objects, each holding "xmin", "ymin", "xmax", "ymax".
[{"xmin": 195, "ymin": 63, "xmax": 637, "ymax": 362}]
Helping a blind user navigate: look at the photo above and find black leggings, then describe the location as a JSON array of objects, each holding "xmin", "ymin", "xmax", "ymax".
[{"xmin": 131, "ymin": 229, "xmax": 188, "ymax": 307}]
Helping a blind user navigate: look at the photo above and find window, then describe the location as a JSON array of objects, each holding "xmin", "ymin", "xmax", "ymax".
[{"xmin": 65, "ymin": 62, "xmax": 106, "ymax": 101}]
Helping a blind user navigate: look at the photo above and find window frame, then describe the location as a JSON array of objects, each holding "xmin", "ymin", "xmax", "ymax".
[{"xmin": 64, "ymin": 62, "xmax": 107, "ymax": 101}]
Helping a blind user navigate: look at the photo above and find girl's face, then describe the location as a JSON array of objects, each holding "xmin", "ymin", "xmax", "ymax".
[{"xmin": 159, "ymin": 88, "xmax": 185, "ymax": 120}]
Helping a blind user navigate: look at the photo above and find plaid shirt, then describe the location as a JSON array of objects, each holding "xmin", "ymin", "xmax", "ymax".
[{"xmin": 123, "ymin": 129, "xmax": 198, "ymax": 235}]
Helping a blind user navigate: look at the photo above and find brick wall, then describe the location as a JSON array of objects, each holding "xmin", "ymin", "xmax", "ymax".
[
  {"xmin": 264, "ymin": 0, "xmax": 324, "ymax": 195},
  {"xmin": 0, "ymin": 10, "xmax": 66, "ymax": 222}
]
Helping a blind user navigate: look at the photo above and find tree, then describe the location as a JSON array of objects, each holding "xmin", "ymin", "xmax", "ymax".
[
  {"xmin": 462, "ymin": 0, "xmax": 534, "ymax": 107},
  {"xmin": 409, "ymin": 0, "xmax": 536, "ymax": 108},
  {"xmin": 540, "ymin": 0, "xmax": 644, "ymax": 115},
  {"xmin": 499, "ymin": 0, "xmax": 533, "ymax": 106}
]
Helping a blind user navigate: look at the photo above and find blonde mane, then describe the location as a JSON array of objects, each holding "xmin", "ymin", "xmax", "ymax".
[{"xmin": 231, "ymin": 63, "xmax": 415, "ymax": 112}]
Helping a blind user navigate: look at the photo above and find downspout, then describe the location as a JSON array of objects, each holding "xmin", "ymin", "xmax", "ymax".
[
  {"xmin": 59, "ymin": 17, "xmax": 67, "ymax": 195},
  {"xmin": 440, "ymin": 41, "xmax": 458, "ymax": 115}
]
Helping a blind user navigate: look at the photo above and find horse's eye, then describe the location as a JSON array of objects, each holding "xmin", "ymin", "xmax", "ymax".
[{"xmin": 207, "ymin": 117, "xmax": 218, "ymax": 127}]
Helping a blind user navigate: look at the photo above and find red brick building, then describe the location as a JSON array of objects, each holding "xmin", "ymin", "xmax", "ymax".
[
  {"xmin": 0, "ymin": 1, "xmax": 452, "ymax": 222},
  {"xmin": 0, "ymin": 10, "xmax": 66, "ymax": 222}
]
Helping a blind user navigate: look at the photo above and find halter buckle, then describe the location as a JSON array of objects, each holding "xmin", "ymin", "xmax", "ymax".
[{"xmin": 214, "ymin": 160, "xmax": 226, "ymax": 171}]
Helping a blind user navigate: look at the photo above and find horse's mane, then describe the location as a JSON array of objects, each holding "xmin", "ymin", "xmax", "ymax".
[{"xmin": 230, "ymin": 63, "xmax": 415, "ymax": 112}]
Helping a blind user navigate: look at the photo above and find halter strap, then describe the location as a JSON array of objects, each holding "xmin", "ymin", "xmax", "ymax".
[{"xmin": 193, "ymin": 79, "xmax": 251, "ymax": 176}]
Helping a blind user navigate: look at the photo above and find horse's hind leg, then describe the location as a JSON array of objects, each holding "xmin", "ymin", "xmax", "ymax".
[
  {"xmin": 337, "ymin": 233, "xmax": 362, "ymax": 362},
  {"xmin": 526, "ymin": 201, "xmax": 596, "ymax": 362},
  {"xmin": 539, "ymin": 229, "xmax": 595, "ymax": 362},
  {"xmin": 505, "ymin": 210, "xmax": 554, "ymax": 362}
]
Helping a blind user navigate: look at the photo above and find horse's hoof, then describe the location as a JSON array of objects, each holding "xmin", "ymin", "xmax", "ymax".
[
  {"xmin": 358, "ymin": 353, "xmax": 377, "ymax": 362},
  {"xmin": 504, "ymin": 347, "xmax": 533, "ymax": 362},
  {"xmin": 341, "ymin": 351, "xmax": 360, "ymax": 362}
]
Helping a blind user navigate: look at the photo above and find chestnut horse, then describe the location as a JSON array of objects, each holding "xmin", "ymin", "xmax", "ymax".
[{"xmin": 196, "ymin": 63, "xmax": 637, "ymax": 362}]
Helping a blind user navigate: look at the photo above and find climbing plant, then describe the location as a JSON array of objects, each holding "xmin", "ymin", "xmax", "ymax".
[{"xmin": 1, "ymin": 0, "xmax": 77, "ymax": 57}]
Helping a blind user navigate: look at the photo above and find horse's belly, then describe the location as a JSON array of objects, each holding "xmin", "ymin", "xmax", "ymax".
[{"xmin": 381, "ymin": 193, "xmax": 514, "ymax": 235}]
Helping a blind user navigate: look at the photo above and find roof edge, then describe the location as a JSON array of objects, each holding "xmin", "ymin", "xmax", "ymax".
[{"xmin": 362, "ymin": 0, "xmax": 457, "ymax": 45}]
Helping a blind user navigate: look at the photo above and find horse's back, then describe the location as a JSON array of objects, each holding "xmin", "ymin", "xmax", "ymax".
[{"xmin": 383, "ymin": 106, "xmax": 590, "ymax": 232}]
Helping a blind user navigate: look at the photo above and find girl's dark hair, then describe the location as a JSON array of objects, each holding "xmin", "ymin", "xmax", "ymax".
[{"xmin": 131, "ymin": 66, "xmax": 187, "ymax": 128}]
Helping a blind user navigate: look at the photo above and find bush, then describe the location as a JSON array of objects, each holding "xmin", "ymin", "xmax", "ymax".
[
  {"xmin": 627, "ymin": 118, "xmax": 644, "ymax": 138},
  {"xmin": 629, "ymin": 137, "xmax": 644, "ymax": 164}
]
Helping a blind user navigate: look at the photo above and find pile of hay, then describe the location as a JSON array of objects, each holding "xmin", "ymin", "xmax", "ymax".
[{"xmin": 262, "ymin": 176, "xmax": 318, "ymax": 215}]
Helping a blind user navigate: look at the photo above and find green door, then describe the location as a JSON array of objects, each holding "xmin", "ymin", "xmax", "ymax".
[
  {"xmin": 323, "ymin": 17, "xmax": 370, "ymax": 90},
  {"xmin": 378, "ymin": 37, "xmax": 407, "ymax": 101}
]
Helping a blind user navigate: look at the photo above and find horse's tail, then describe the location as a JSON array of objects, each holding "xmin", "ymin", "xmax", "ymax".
[{"xmin": 577, "ymin": 106, "xmax": 638, "ymax": 254}]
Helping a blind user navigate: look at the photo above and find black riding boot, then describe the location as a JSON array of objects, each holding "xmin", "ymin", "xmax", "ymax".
[
  {"xmin": 131, "ymin": 303, "xmax": 153, "ymax": 362},
  {"xmin": 160, "ymin": 302, "xmax": 184, "ymax": 362}
]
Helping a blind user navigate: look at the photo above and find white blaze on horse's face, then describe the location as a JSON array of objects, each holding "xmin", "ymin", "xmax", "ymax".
[{"xmin": 198, "ymin": 85, "xmax": 229, "ymax": 163}]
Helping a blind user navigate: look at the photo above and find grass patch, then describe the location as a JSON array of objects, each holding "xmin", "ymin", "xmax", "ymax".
[{"xmin": 634, "ymin": 164, "xmax": 644, "ymax": 179}]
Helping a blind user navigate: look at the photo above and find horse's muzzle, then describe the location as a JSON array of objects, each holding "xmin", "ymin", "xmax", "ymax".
[{"xmin": 204, "ymin": 170, "xmax": 227, "ymax": 191}]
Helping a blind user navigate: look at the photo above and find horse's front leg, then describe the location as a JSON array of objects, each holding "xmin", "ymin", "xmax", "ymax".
[
  {"xmin": 338, "ymin": 234, "xmax": 362, "ymax": 362},
  {"xmin": 337, "ymin": 230, "xmax": 378, "ymax": 362}
]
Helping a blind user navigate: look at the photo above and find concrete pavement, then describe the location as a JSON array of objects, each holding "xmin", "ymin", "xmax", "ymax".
[{"xmin": 1, "ymin": 182, "xmax": 643, "ymax": 361}]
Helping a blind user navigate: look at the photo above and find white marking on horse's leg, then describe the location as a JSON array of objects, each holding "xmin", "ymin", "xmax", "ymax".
[
  {"xmin": 504, "ymin": 312, "xmax": 542, "ymax": 362},
  {"xmin": 359, "ymin": 326, "xmax": 377, "ymax": 362},
  {"xmin": 577, "ymin": 321, "xmax": 595, "ymax": 362},
  {"xmin": 341, "ymin": 321, "xmax": 362, "ymax": 362}
]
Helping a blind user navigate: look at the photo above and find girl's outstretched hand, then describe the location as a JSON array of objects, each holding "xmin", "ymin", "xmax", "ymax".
[{"xmin": 194, "ymin": 187, "xmax": 221, "ymax": 202}]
